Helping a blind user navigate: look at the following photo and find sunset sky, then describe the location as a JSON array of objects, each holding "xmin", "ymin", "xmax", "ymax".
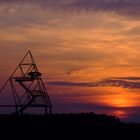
[{"xmin": 0, "ymin": 0, "xmax": 140, "ymax": 122}]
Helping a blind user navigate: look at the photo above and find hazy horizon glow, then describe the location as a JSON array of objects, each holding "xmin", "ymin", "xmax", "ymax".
[{"xmin": 0, "ymin": 0, "xmax": 140, "ymax": 122}]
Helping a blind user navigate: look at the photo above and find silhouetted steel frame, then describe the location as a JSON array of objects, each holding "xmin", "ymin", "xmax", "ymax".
[{"xmin": 0, "ymin": 51, "xmax": 52, "ymax": 114}]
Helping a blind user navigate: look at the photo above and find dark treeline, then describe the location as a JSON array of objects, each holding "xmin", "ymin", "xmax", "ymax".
[{"xmin": 0, "ymin": 113, "xmax": 140, "ymax": 139}]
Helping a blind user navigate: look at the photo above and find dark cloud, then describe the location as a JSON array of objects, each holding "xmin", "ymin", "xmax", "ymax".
[
  {"xmin": 47, "ymin": 76, "xmax": 140, "ymax": 89},
  {"xmin": 0, "ymin": 0, "xmax": 140, "ymax": 18},
  {"xmin": 53, "ymin": 101, "xmax": 118, "ymax": 111},
  {"xmin": 98, "ymin": 78, "xmax": 140, "ymax": 88},
  {"xmin": 47, "ymin": 81, "xmax": 97, "ymax": 87},
  {"xmin": 113, "ymin": 77, "xmax": 140, "ymax": 81},
  {"xmin": 68, "ymin": 0, "xmax": 140, "ymax": 17}
]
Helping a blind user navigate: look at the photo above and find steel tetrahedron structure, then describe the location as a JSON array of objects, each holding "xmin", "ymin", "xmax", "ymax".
[{"xmin": 0, "ymin": 51, "xmax": 52, "ymax": 114}]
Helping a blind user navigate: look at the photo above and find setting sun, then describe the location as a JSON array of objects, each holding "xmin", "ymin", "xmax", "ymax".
[{"xmin": 102, "ymin": 88, "xmax": 140, "ymax": 108}]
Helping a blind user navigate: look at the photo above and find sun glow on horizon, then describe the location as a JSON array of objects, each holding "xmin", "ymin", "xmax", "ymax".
[
  {"xmin": 86, "ymin": 87, "xmax": 140, "ymax": 108},
  {"xmin": 112, "ymin": 110, "xmax": 127, "ymax": 119}
]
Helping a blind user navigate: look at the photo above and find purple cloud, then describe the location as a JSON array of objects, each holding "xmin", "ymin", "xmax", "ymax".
[
  {"xmin": 47, "ymin": 76, "xmax": 140, "ymax": 89},
  {"xmin": 0, "ymin": 0, "xmax": 140, "ymax": 18}
]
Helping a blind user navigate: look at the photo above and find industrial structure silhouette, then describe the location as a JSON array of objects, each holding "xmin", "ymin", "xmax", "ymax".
[{"xmin": 0, "ymin": 51, "xmax": 52, "ymax": 114}]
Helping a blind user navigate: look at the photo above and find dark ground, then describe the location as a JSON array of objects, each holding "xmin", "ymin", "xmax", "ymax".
[{"xmin": 0, "ymin": 113, "xmax": 140, "ymax": 139}]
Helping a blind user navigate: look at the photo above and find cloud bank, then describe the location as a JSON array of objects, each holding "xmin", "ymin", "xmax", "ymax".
[{"xmin": 48, "ymin": 77, "xmax": 140, "ymax": 89}]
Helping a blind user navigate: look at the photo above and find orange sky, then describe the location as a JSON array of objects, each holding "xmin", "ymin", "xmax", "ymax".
[{"xmin": 0, "ymin": 0, "xmax": 140, "ymax": 122}]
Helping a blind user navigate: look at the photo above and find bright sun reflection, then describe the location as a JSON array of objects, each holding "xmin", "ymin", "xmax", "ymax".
[{"xmin": 112, "ymin": 110, "xmax": 127, "ymax": 119}]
